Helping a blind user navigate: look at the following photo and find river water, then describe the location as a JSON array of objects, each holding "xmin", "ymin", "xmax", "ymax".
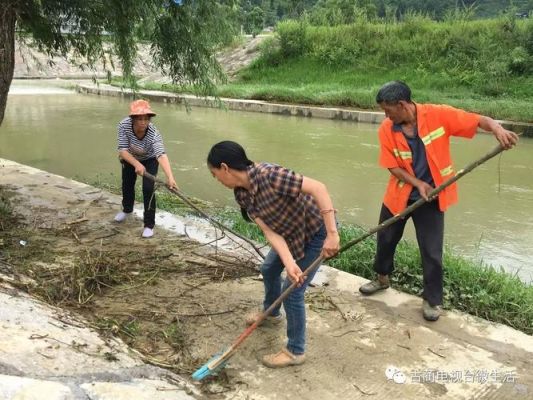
[{"xmin": 2, "ymin": 80, "xmax": 532, "ymax": 283}]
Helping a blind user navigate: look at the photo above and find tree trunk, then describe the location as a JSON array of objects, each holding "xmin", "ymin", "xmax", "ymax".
[{"xmin": 0, "ymin": 4, "xmax": 16, "ymax": 126}]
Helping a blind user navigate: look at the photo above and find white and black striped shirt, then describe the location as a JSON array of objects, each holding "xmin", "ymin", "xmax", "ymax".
[{"xmin": 117, "ymin": 117, "xmax": 166, "ymax": 161}]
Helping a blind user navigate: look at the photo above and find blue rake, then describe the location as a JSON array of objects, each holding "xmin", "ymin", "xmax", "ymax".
[{"xmin": 192, "ymin": 348, "xmax": 232, "ymax": 381}]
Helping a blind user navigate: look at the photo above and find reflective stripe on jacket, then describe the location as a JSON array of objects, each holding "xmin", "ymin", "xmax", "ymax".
[{"xmin": 378, "ymin": 103, "xmax": 480, "ymax": 215}]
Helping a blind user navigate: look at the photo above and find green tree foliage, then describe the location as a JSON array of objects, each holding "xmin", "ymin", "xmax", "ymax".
[
  {"xmin": 248, "ymin": 6, "xmax": 266, "ymax": 36},
  {"xmin": 239, "ymin": 1, "xmax": 267, "ymax": 34},
  {"xmin": 309, "ymin": 0, "xmax": 378, "ymax": 25},
  {"xmin": 0, "ymin": 0, "xmax": 238, "ymax": 125},
  {"xmin": 249, "ymin": 0, "xmax": 532, "ymax": 26},
  {"xmin": 238, "ymin": 0, "xmax": 319, "ymax": 31}
]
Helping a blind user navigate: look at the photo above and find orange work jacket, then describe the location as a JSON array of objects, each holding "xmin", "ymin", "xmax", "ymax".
[{"xmin": 378, "ymin": 103, "xmax": 480, "ymax": 215}]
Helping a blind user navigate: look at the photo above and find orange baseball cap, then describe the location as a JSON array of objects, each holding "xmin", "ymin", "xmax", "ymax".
[{"xmin": 129, "ymin": 99, "xmax": 156, "ymax": 117}]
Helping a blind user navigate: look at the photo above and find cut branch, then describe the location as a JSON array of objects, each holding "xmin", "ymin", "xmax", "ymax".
[{"xmin": 143, "ymin": 172, "xmax": 265, "ymax": 261}]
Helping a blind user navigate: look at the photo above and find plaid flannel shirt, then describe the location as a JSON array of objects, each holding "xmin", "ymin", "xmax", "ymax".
[{"xmin": 234, "ymin": 162, "xmax": 323, "ymax": 260}]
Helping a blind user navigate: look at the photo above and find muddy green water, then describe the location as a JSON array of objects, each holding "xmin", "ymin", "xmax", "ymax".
[{"xmin": 2, "ymin": 80, "xmax": 532, "ymax": 283}]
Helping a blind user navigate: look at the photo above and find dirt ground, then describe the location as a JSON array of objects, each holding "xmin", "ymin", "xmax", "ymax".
[
  {"xmin": 1, "ymin": 160, "xmax": 532, "ymax": 400},
  {"xmin": 0, "ymin": 180, "xmax": 261, "ymax": 395},
  {"xmin": 0, "ymin": 176, "xmax": 355, "ymax": 397}
]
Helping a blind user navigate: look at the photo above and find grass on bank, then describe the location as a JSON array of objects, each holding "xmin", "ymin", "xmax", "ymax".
[
  {"xmin": 218, "ymin": 60, "xmax": 533, "ymax": 123},
  {"xmin": 219, "ymin": 209, "xmax": 533, "ymax": 334},
  {"xmin": 111, "ymin": 62, "xmax": 533, "ymax": 123},
  {"xmin": 224, "ymin": 17, "xmax": 533, "ymax": 122},
  {"xmin": 108, "ymin": 16, "xmax": 533, "ymax": 123},
  {"xmin": 90, "ymin": 177, "xmax": 533, "ymax": 335},
  {"xmin": 109, "ymin": 60, "xmax": 533, "ymax": 123}
]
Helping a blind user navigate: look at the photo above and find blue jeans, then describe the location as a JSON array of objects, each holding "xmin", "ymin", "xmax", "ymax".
[{"xmin": 260, "ymin": 224, "xmax": 326, "ymax": 355}]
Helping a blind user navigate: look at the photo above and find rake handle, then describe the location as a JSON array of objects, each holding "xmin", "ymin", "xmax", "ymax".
[{"xmin": 207, "ymin": 144, "xmax": 506, "ymax": 370}]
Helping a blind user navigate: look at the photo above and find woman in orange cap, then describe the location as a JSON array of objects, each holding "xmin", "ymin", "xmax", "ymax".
[{"xmin": 114, "ymin": 99, "xmax": 177, "ymax": 238}]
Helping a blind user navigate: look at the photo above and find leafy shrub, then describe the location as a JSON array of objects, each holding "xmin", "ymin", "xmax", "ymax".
[
  {"xmin": 277, "ymin": 20, "xmax": 310, "ymax": 58},
  {"xmin": 524, "ymin": 19, "xmax": 533, "ymax": 54},
  {"xmin": 263, "ymin": 17, "xmax": 533, "ymax": 79},
  {"xmin": 253, "ymin": 35, "xmax": 282, "ymax": 67},
  {"xmin": 508, "ymin": 46, "xmax": 531, "ymax": 74}
]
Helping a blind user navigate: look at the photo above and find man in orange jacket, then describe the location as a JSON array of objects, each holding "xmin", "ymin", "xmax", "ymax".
[{"xmin": 359, "ymin": 81, "xmax": 518, "ymax": 321}]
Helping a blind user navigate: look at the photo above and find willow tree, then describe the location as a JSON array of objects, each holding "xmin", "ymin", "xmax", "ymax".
[{"xmin": 0, "ymin": 0, "xmax": 237, "ymax": 125}]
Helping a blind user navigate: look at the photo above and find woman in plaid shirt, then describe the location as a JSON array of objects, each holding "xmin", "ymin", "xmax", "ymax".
[{"xmin": 208, "ymin": 141, "xmax": 340, "ymax": 368}]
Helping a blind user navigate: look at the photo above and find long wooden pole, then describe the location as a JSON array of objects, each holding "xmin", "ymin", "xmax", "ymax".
[{"xmin": 203, "ymin": 144, "xmax": 506, "ymax": 372}]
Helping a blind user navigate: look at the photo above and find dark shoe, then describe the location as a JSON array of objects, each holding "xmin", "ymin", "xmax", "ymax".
[
  {"xmin": 422, "ymin": 300, "xmax": 441, "ymax": 321},
  {"xmin": 359, "ymin": 279, "xmax": 390, "ymax": 295}
]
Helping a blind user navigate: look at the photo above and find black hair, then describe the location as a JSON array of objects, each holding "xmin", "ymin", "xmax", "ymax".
[
  {"xmin": 207, "ymin": 141, "xmax": 254, "ymax": 222},
  {"xmin": 207, "ymin": 141, "xmax": 253, "ymax": 170},
  {"xmin": 376, "ymin": 81, "xmax": 412, "ymax": 104}
]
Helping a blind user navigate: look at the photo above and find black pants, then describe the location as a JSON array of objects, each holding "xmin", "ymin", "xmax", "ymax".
[
  {"xmin": 121, "ymin": 158, "xmax": 159, "ymax": 228},
  {"xmin": 374, "ymin": 201, "xmax": 444, "ymax": 306}
]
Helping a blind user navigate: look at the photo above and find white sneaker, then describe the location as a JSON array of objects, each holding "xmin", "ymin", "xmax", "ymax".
[
  {"xmin": 141, "ymin": 227, "xmax": 154, "ymax": 238},
  {"xmin": 114, "ymin": 211, "xmax": 131, "ymax": 222}
]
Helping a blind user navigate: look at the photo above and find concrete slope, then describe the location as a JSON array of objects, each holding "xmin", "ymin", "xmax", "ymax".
[{"xmin": 0, "ymin": 158, "xmax": 531, "ymax": 400}]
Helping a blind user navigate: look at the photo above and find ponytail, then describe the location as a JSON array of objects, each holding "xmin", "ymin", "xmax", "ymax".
[
  {"xmin": 207, "ymin": 141, "xmax": 253, "ymax": 171},
  {"xmin": 240, "ymin": 207, "xmax": 252, "ymax": 222},
  {"xmin": 208, "ymin": 141, "xmax": 254, "ymax": 223}
]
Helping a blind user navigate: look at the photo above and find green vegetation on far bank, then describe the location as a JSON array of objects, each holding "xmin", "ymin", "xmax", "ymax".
[
  {"xmin": 90, "ymin": 177, "xmax": 533, "ymax": 335},
  {"xmin": 228, "ymin": 16, "xmax": 533, "ymax": 123},
  {"xmin": 113, "ymin": 15, "xmax": 533, "ymax": 123},
  {"xmin": 230, "ymin": 16, "xmax": 533, "ymax": 124}
]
